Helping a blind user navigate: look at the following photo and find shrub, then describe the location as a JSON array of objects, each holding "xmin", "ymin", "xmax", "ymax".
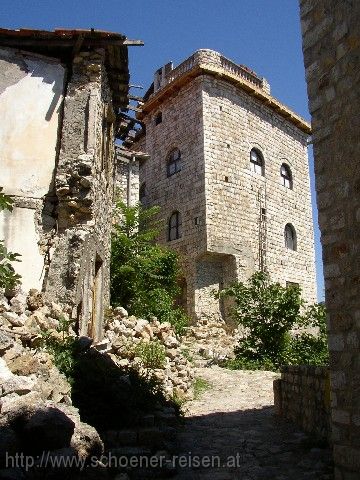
[
  {"xmin": 134, "ymin": 340, "xmax": 166, "ymax": 369},
  {"xmin": 0, "ymin": 187, "xmax": 21, "ymax": 290},
  {"xmin": 219, "ymin": 272, "xmax": 329, "ymax": 370},
  {"xmin": 111, "ymin": 201, "xmax": 189, "ymax": 334}
]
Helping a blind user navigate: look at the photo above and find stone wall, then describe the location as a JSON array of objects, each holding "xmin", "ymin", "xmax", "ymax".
[
  {"xmin": 299, "ymin": 1, "xmax": 360, "ymax": 477},
  {"xmin": 44, "ymin": 49, "xmax": 116, "ymax": 341},
  {"xmin": 136, "ymin": 50, "xmax": 317, "ymax": 322},
  {"xmin": 274, "ymin": 365, "xmax": 331, "ymax": 441}
]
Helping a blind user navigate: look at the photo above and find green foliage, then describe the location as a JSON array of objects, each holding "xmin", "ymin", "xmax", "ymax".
[
  {"xmin": 193, "ymin": 377, "xmax": 212, "ymax": 399},
  {"xmin": 219, "ymin": 272, "xmax": 329, "ymax": 370},
  {"xmin": 40, "ymin": 317, "xmax": 77, "ymax": 384},
  {"xmin": 0, "ymin": 187, "xmax": 14, "ymax": 211},
  {"xmin": 111, "ymin": 201, "xmax": 189, "ymax": 335},
  {"xmin": 0, "ymin": 187, "xmax": 21, "ymax": 290},
  {"xmin": 134, "ymin": 340, "xmax": 166, "ymax": 369}
]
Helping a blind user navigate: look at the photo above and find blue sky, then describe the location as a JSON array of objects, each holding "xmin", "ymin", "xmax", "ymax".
[{"xmin": 0, "ymin": 0, "xmax": 324, "ymax": 299}]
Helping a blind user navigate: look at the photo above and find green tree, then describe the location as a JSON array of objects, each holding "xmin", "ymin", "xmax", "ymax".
[
  {"xmin": 219, "ymin": 272, "xmax": 328, "ymax": 370},
  {"xmin": 0, "ymin": 187, "xmax": 21, "ymax": 289},
  {"xmin": 110, "ymin": 201, "xmax": 188, "ymax": 334}
]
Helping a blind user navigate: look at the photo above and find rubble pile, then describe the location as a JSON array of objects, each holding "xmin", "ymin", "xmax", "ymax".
[
  {"xmin": 0, "ymin": 289, "xmax": 103, "ymax": 477},
  {"xmin": 104, "ymin": 307, "xmax": 194, "ymax": 400},
  {"xmin": 182, "ymin": 316, "xmax": 242, "ymax": 366}
]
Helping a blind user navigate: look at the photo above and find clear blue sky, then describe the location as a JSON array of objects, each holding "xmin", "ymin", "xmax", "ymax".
[{"xmin": 0, "ymin": 0, "xmax": 324, "ymax": 300}]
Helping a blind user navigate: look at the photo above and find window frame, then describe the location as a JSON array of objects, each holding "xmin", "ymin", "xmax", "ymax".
[
  {"xmin": 168, "ymin": 211, "xmax": 182, "ymax": 241},
  {"xmin": 284, "ymin": 223, "xmax": 297, "ymax": 251},
  {"xmin": 250, "ymin": 148, "xmax": 264, "ymax": 176},
  {"xmin": 167, "ymin": 148, "xmax": 182, "ymax": 177},
  {"xmin": 280, "ymin": 163, "xmax": 293, "ymax": 189}
]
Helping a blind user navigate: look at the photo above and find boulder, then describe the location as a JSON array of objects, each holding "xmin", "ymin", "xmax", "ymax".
[
  {"xmin": 2, "ymin": 312, "xmax": 25, "ymax": 327},
  {"xmin": 0, "ymin": 332, "xmax": 14, "ymax": 355},
  {"xmin": 26, "ymin": 289, "xmax": 44, "ymax": 311},
  {"xmin": 0, "ymin": 358, "xmax": 14, "ymax": 382},
  {"xmin": 2, "ymin": 375, "xmax": 35, "ymax": 396},
  {"xmin": 21, "ymin": 406, "xmax": 75, "ymax": 453},
  {"xmin": 114, "ymin": 306, "xmax": 128, "ymax": 318},
  {"xmin": 10, "ymin": 294, "xmax": 27, "ymax": 315},
  {"xmin": 7, "ymin": 354, "xmax": 40, "ymax": 376}
]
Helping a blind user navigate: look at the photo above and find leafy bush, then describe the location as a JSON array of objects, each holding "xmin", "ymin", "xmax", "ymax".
[
  {"xmin": 134, "ymin": 340, "xmax": 166, "ymax": 369},
  {"xmin": 111, "ymin": 201, "xmax": 189, "ymax": 334},
  {"xmin": 219, "ymin": 272, "xmax": 329, "ymax": 370},
  {"xmin": 40, "ymin": 316, "xmax": 77, "ymax": 384},
  {"xmin": 0, "ymin": 187, "xmax": 21, "ymax": 290}
]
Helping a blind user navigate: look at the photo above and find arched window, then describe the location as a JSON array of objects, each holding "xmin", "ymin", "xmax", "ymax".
[
  {"xmin": 139, "ymin": 182, "xmax": 146, "ymax": 202},
  {"xmin": 168, "ymin": 211, "xmax": 182, "ymax": 241},
  {"xmin": 280, "ymin": 163, "xmax": 293, "ymax": 189},
  {"xmin": 167, "ymin": 148, "xmax": 181, "ymax": 177},
  {"xmin": 250, "ymin": 148, "xmax": 264, "ymax": 175},
  {"xmin": 284, "ymin": 224, "xmax": 297, "ymax": 251}
]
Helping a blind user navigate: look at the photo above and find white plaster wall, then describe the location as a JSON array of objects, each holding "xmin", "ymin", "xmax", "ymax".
[
  {"xmin": 0, "ymin": 207, "xmax": 44, "ymax": 291},
  {"xmin": 0, "ymin": 48, "xmax": 65, "ymax": 198}
]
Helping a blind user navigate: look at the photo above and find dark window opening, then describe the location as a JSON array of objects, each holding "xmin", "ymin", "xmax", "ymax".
[
  {"xmin": 281, "ymin": 163, "xmax": 293, "ymax": 189},
  {"xmin": 167, "ymin": 148, "xmax": 182, "ymax": 177},
  {"xmin": 139, "ymin": 182, "xmax": 146, "ymax": 202},
  {"xmin": 155, "ymin": 112, "xmax": 162, "ymax": 125},
  {"xmin": 250, "ymin": 148, "xmax": 264, "ymax": 175},
  {"xmin": 168, "ymin": 211, "xmax": 182, "ymax": 241},
  {"xmin": 284, "ymin": 223, "xmax": 297, "ymax": 251}
]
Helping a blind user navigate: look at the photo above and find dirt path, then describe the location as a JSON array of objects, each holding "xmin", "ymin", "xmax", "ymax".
[{"xmin": 174, "ymin": 366, "xmax": 333, "ymax": 480}]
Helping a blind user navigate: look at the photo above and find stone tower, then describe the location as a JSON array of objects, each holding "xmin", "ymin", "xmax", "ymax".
[{"xmin": 134, "ymin": 49, "xmax": 317, "ymax": 322}]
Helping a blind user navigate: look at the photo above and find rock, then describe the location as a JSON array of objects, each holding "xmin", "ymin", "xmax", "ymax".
[
  {"xmin": 0, "ymin": 332, "xmax": 14, "ymax": 354},
  {"xmin": 93, "ymin": 339, "xmax": 111, "ymax": 351},
  {"xmin": 114, "ymin": 306, "xmax": 128, "ymax": 318},
  {"xmin": 77, "ymin": 336, "xmax": 93, "ymax": 351},
  {"xmin": 71, "ymin": 421, "xmax": 104, "ymax": 459},
  {"xmin": 118, "ymin": 358, "xmax": 130, "ymax": 368},
  {"xmin": 164, "ymin": 336, "xmax": 180, "ymax": 348},
  {"xmin": 50, "ymin": 302, "xmax": 64, "ymax": 320},
  {"xmin": 0, "ymin": 358, "xmax": 14, "ymax": 382},
  {"xmin": 2, "ymin": 376, "xmax": 35, "ymax": 396},
  {"xmin": 26, "ymin": 289, "xmax": 44, "ymax": 311},
  {"xmin": 7, "ymin": 354, "xmax": 40, "ymax": 376},
  {"xmin": 10, "ymin": 294, "xmax": 27, "ymax": 314},
  {"xmin": 0, "ymin": 391, "xmax": 43, "ymax": 415},
  {"xmin": 0, "ymin": 426, "xmax": 20, "ymax": 461},
  {"xmin": 21, "ymin": 406, "xmax": 75, "ymax": 453},
  {"xmin": 2, "ymin": 312, "xmax": 25, "ymax": 327},
  {"xmin": 135, "ymin": 319, "xmax": 149, "ymax": 333}
]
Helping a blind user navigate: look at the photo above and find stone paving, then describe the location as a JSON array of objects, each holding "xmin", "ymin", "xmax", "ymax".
[{"xmin": 174, "ymin": 366, "xmax": 333, "ymax": 480}]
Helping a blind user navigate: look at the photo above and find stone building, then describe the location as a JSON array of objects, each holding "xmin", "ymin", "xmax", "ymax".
[
  {"xmin": 299, "ymin": 1, "xmax": 360, "ymax": 477},
  {"xmin": 0, "ymin": 28, "xmax": 141, "ymax": 340},
  {"xmin": 133, "ymin": 49, "xmax": 317, "ymax": 322}
]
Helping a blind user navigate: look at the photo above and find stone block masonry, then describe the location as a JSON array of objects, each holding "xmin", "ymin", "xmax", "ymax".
[
  {"xmin": 134, "ymin": 49, "xmax": 317, "ymax": 323},
  {"xmin": 274, "ymin": 365, "xmax": 331, "ymax": 442},
  {"xmin": 299, "ymin": 1, "xmax": 360, "ymax": 477}
]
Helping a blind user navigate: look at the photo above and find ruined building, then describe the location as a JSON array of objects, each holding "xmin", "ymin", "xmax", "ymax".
[
  {"xmin": 299, "ymin": 1, "xmax": 360, "ymax": 477},
  {"xmin": 0, "ymin": 28, "xmax": 141, "ymax": 340},
  {"xmin": 133, "ymin": 49, "xmax": 317, "ymax": 321}
]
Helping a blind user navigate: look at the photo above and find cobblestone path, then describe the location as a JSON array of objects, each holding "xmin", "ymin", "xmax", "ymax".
[{"xmin": 174, "ymin": 366, "xmax": 333, "ymax": 480}]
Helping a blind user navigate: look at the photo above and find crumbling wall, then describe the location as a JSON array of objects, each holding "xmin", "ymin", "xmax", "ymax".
[
  {"xmin": 299, "ymin": 1, "xmax": 360, "ymax": 477},
  {"xmin": 0, "ymin": 48, "xmax": 65, "ymax": 291},
  {"xmin": 45, "ymin": 49, "xmax": 116, "ymax": 341}
]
